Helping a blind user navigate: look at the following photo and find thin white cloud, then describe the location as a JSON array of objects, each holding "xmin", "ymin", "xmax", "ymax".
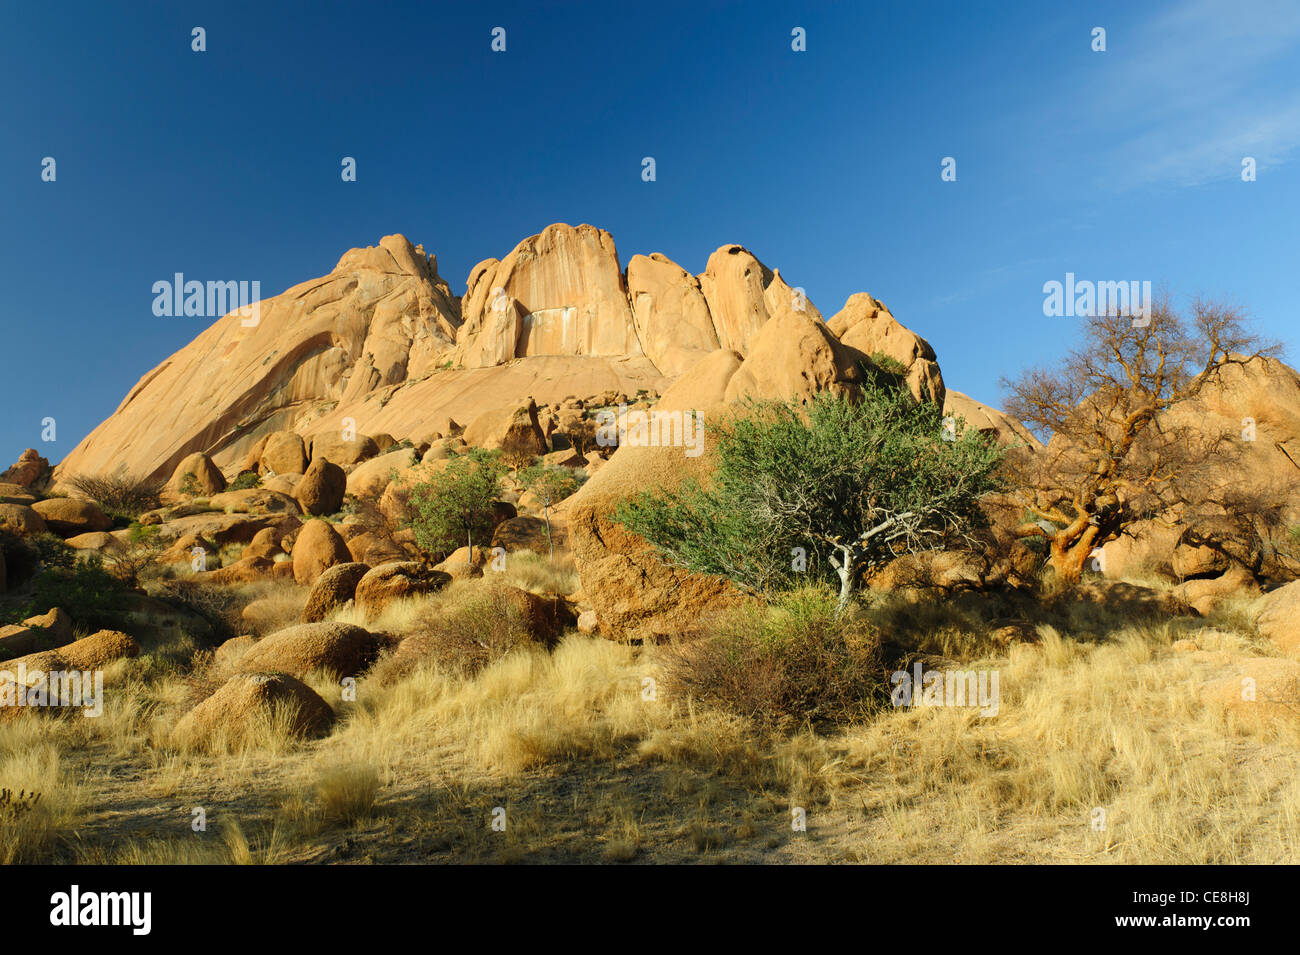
[{"xmin": 1087, "ymin": 0, "xmax": 1300, "ymax": 188}]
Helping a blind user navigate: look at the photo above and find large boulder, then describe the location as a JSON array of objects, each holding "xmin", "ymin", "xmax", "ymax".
[
  {"xmin": 157, "ymin": 532, "xmax": 220, "ymax": 569},
  {"xmin": 238, "ymin": 622, "xmax": 383, "ymax": 679},
  {"xmin": 463, "ymin": 399, "xmax": 548, "ymax": 455},
  {"xmin": 242, "ymin": 526, "xmax": 286, "ymax": 560},
  {"xmin": 171, "ymin": 673, "xmax": 335, "ymax": 746},
  {"xmin": 295, "ymin": 457, "xmax": 346, "ymax": 517},
  {"xmin": 1, "ymin": 449, "xmax": 51, "ymax": 490},
  {"xmin": 0, "ymin": 608, "xmax": 75, "ymax": 660},
  {"xmin": 0, "ymin": 502, "xmax": 48, "ymax": 537},
  {"xmin": 291, "ymin": 519, "xmax": 352, "ymax": 584},
  {"xmin": 354, "ymin": 561, "xmax": 451, "ymax": 618},
  {"xmin": 202, "ymin": 555, "xmax": 289, "ymax": 585},
  {"xmin": 301, "ymin": 562, "xmax": 371, "ymax": 623},
  {"xmin": 30, "ymin": 498, "xmax": 111, "ymax": 536},
  {"xmin": 308, "ymin": 431, "xmax": 380, "ymax": 469},
  {"xmin": 345, "ymin": 531, "xmax": 407, "ymax": 565},
  {"xmin": 827, "ymin": 293, "xmax": 945, "ymax": 404},
  {"xmin": 161, "ymin": 452, "xmax": 227, "ymax": 503},
  {"xmin": 259, "ymin": 431, "xmax": 309, "ymax": 477},
  {"xmin": 345, "ymin": 449, "xmax": 418, "ymax": 499},
  {"xmin": 4, "ymin": 629, "xmax": 140, "ymax": 675},
  {"xmin": 1097, "ymin": 519, "xmax": 1182, "ymax": 580},
  {"xmin": 492, "ymin": 516, "xmax": 564, "ymax": 553},
  {"xmin": 434, "ymin": 546, "xmax": 488, "ymax": 580},
  {"xmin": 1256, "ymin": 581, "xmax": 1300, "ymax": 656},
  {"xmin": 65, "ymin": 531, "xmax": 123, "ymax": 553}
]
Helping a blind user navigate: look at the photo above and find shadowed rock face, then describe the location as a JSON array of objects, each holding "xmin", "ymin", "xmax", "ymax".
[{"xmin": 56, "ymin": 223, "xmax": 960, "ymax": 487}]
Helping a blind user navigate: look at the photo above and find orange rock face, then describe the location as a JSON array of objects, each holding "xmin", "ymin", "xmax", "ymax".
[
  {"xmin": 55, "ymin": 224, "xmax": 987, "ymax": 531},
  {"xmin": 58, "ymin": 235, "xmax": 461, "ymax": 484}
]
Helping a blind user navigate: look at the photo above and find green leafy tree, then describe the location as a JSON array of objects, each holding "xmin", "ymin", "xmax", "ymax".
[
  {"xmin": 499, "ymin": 432, "xmax": 540, "ymax": 479},
  {"xmin": 518, "ymin": 464, "xmax": 586, "ymax": 557},
  {"xmin": 614, "ymin": 380, "xmax": 1003, "ymax": 614},
  {"xmin": 408, "ymin": 449, "xmax": 505, "ymax": 567}
]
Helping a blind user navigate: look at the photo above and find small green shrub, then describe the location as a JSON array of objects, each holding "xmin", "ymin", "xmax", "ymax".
[
  {"xmin": 659, "ymin": 588, "xmax": 886, "ymax": 728},
  {"xmin": 228, "ymin": 471, "xmax": 261, "ymax": 491},
  {"xmin": 17, "ymin": 559, "xmax": 135, "ymax": 631}
]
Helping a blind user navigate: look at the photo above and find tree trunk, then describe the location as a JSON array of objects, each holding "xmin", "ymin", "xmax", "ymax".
[
  {"xmin": 1050, "ymin": 532, "xmax": 1095, "ymax": 584},
  {"xmin": 830, "ymin": 543, "xmax": 856, "ymax": 617},
  {"xmin": 544, "ymin": 506, "xmax": 553, "ymax": 559}
]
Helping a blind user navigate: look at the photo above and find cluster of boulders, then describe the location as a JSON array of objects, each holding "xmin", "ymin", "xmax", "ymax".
[
  {"xmin": 1, "ymin": 451, "xmax": 117, "ymax": 582},
  {"xmin": 0, "ymin": 610, "xmax": 141, "ymax": 724},
  {"xmin": 13, "ymin": 224, "xmax": 1298, "ymax": 654},
  {"xmin": 174, "ymin": 559, "xmax": 571, "ymax": 746}
]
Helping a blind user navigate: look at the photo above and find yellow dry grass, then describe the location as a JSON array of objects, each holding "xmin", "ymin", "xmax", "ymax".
[{"xmin": 3, "ymin": 577, "xmax": 1297, "ymax": 863}]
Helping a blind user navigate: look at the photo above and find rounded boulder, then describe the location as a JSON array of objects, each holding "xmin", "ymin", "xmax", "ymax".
[
  {"xmin": 171, "ymin": 672, "xmax": 335, "ymax": 747},
  {"xmin": 355, "ymin": 561, "xmax": 451, "ymax": 618},
  {"xmin": 291, "ymin": 519, "xmax": 352, "ymax": 585},
  {"xmin": 296, "ymin": 457, "xmax": 346, "ymax": 517},
  {"xmin": 237, "ymin": 621, "xmax": 383, "ymax": 679},
  {"xmin": 301, "ymin": 562, "xmax": 371, "ymax": 623}
]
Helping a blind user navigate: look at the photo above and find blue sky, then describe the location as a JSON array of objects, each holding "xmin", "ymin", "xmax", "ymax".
[{"xmin": 2, "ymin": 0, "xmax": 1297, "ymax": 466}]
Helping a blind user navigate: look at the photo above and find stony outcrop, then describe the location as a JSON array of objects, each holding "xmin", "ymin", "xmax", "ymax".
[
  {"xmin": 354, "ymin": 561, "xmax": 451, "ymax": 618},
  {"xmin": 301, "ymin": 562, "xmax": 371, "ymax": 623},
  {"xmin": 238, "ymin": 622, "xmax": 383, "ymax": 680},
  {"xmin": 291, "ymin": 519, "xmax": 352, "ymax": 584},
  {"xmin": 626, "ymin": 252, "xmax": 719, "ymax": 377},
  {"xmin": 1, "ymin": 450, "xmax": 52, "ymax": 490},
  {"xmin": 161, "ymin": 452, "xmax": 227, "ymax": 503},
  {"xmin": 172, "ymin": 673, "xmax": 335, "ymax": 746},
  {"xmin": 295, "ymin": 457, "xmax": 346, "ymax": 517},
  {"xmin": 58, "ymin": 234, "xmax": 462, "ymax": 484},
  {"xmin": 454, "ymin": 224, "xmax": 642, "ymax": 367},
  {"xmin": 828, "ymin": 294, "xmax": 945, "ymax": 404},
  {"xmin": 57, "ymin": 225, "xmax": 964, "ymax": 487},
  {"xmin": 943, "ymin": 390, "xmax": 1044, "ymax": 450}
]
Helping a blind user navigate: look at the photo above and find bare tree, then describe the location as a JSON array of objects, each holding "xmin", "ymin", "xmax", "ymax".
[{"xmin": 1002, "ymin": 297, "xmax": 1279, "ymax": 583}]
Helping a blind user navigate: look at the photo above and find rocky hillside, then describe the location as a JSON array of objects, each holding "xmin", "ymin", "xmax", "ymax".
[{"xmin": 57, "ymin": 223, "xmax": 1011, "ymax": 484}]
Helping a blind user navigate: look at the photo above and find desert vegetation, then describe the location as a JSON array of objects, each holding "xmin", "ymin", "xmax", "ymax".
[{"xmin": 3, "ymin": 230, "xmax": 1297, "ymax": 868}]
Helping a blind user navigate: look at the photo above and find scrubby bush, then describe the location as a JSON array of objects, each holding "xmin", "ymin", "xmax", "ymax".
[
  {"xmin": 62, "ymin": 472, "xmax": 161, "ymax": 520},
  {"xmin": 147, "ymin": 578, "xmax": 250, "ymax": 644},
  {"xmin": 372, "ymin": 581, "xmax": 539, "ymax": 682},
  {"xmin": 1, "ymin": 531, "xmax": 75, "ymax": 590},
  {"xmin": 101, "ymin": 523, "xmax": 166, "ymax": 589},
  {"xmin": 227, "ymin": 471, "xmax": 261, "ymax": 491},
  {"xmin": 658, "ymin": 588, "xmax": 886, "ymax": 728},
  {"xmin": 10, "ymin": 558, "xmax": 135, "ymax": 630}
]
